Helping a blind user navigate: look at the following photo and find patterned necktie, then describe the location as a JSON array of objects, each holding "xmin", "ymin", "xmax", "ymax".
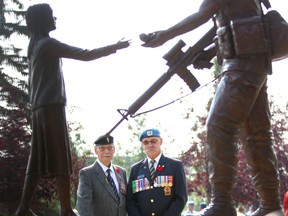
[
  {"xmin": 149, "ymin": 159, "xmax": 156, "ymax": 180},
  {"xmin": 106, "ymin": 169, "xmax": 120, "ymax": 202}
]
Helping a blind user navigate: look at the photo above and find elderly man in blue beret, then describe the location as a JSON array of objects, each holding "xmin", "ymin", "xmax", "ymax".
[{"xmin": 127, "ymin": 128, "xmax": 188, "ymax": 216}]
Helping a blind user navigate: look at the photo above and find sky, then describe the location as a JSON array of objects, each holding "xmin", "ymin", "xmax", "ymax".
[{"xmin": 21, "ymin": 0, "xmax": 288, "ymax": 156}]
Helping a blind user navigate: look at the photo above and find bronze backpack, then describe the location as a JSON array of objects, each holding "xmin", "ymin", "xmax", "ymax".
[{"xmin": 261, "ymin": 0, "xmax": 288, "ymax": 61}]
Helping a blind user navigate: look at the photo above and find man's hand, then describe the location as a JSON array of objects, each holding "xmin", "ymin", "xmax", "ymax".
[{"xmin": 139, "ymin": 31, "xmax": 168, "ymax": 48}]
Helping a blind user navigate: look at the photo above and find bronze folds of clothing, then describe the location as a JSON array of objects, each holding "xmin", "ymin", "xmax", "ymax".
[
  {"xmin": 215, "ymin": 26, "xmax": 235, "ymax": 59},
  {"xmin": 26, "ymin": 104, "xmax": 72, "ymax": 177},
  {"xmin": 204, "ymin": 68, "xmax": 281, "ymax": 215},
  {"xmin": 230, "ymin": 16, "xmax": 268, "ymax": 56},
  {"xmin": 215, "ymin": 16, "xmax": 268, "ymax": 60}
]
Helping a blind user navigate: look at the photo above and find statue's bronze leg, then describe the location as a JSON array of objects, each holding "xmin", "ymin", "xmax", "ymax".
[
  {"xmin": 199, "ymin": 70, "xmax": 270, "ymax": 216},
  {"xmin": 56, "ymin": 175, "xmax": 79, "ymax": 216},
  {"xmin": 242, "ymin": 131, "xmax": 282, "ymax": 216},
  {"xmin": 240, "ymin": 86, "xmax": 282, "ymax": 216},
  {"xmin": 15, "ymin": 174, "xmax": 39, "ymax": 216},
  {"xmin": 198, "ymin": 118, "xmax": 237, "ymax": 216}
]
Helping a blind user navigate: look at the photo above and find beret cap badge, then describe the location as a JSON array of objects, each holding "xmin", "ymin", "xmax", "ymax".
[
  {"xmin": 94, "ymin": 134, "xmax": 114, "ymax": 145},
  {"xmin": 146, "ymin": 131, "xmax": 153, "ymax": 136}
]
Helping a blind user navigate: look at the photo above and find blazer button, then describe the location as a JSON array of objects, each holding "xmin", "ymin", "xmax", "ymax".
[
  {"xmin": 151, "ymin": 213, "xmax": 155, "ymax": 216},
  {"xmin": 150, "ymin": 199, "xmax": 154, "ymax": 202}
]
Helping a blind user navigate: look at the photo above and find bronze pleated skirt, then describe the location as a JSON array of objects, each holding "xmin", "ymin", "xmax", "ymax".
[{"xmin": 26, "ymin": 104, "xmax": 72, "ymax": 177}]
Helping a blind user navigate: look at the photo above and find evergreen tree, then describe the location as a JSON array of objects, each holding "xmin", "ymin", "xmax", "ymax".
[{"xmin": 0, "ymin": 0, "xmax": 30, "ymax": 214}]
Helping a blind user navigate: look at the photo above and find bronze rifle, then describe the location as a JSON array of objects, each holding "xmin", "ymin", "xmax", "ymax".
[{"xmin": 106, "ymin": 26, "xmax": 216, "ymax": 136}]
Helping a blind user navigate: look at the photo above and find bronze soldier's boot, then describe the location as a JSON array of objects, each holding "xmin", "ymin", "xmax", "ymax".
[
  {"xmin": 199, "ymin": 124, "xmax": 238, "ymax": 216},
  {"xmin": 198, "ymin": 182, "xmax": 237, "ymax": 216},
  {"xmin": 244, "ymin": 132, "xmax": 282, "ymax": 216}
]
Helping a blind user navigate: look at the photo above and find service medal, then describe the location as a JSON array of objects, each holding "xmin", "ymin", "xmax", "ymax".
[{"xmin": 164, "ymin": 186, "xmax": 171, "ymax": 196}]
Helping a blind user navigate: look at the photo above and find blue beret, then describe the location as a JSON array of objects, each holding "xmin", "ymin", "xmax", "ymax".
[
  {"xmin": 187, "ymin": 201, "xmax": 194, "ymax": 205},
  {"xmin": 139, "ymin": 128, "xmax": 161, "ymax": 141},
  {"xmin": 200, "ymin": 202, "xmax": 206, "ymax": 208},
  {"xmin": 94, "ymin": 135, "xmax": 114, "ymax": 145}
]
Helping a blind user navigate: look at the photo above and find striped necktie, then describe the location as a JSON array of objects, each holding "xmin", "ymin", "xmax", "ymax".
[
  {"xmin": 106, "ymin": 169, "xmax": 120, "ymax": 202},
  {"xmin": 149, "ymin": 159, "xmax": 156, "ymax": 180}
]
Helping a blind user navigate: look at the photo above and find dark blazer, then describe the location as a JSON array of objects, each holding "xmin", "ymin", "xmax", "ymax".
[
  {"xmin": 77, "ymin": 161, "xmax": 127, "ymax": 216},
  {"xmin": 126, "ymin": 154, "xmax": 188, "ymax": 216}
]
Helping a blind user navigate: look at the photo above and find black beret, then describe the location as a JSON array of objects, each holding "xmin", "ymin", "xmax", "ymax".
[{"xmin": 94, "ymin": 135, "xmax": 114, "ymax": 145}]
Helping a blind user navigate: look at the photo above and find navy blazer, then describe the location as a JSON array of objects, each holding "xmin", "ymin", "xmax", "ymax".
[{"xmin": 126, "ymin": 154, "xmax": 188, "ymax": 216}]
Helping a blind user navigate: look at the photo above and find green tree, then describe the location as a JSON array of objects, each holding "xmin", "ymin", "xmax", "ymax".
[
  {"xmin": 113, "ymin": 117, "xmax": 147, "ymax": 176},
  {"xmin": 0, "ymin": 0, "xmax": 30, "ymax": 214}
]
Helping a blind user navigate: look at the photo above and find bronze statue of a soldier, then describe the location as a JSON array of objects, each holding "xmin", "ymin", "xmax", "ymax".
[
  {"xmin": 16, "ymin": 3, "xmax": 130, "ymax": 216},
  {"xmin": 140, "ymin": 0, "xmax": 283, "ymax": 215}
]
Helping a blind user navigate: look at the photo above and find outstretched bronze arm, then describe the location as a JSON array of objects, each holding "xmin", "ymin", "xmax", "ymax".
[{"xmin": 105, "ymin": 26, "xmax": 216, "ymax": 136}]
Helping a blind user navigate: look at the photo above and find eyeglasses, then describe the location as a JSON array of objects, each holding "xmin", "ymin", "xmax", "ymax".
[
  {"xmin": 97, "ymin": 145, "xmax": 114, "ymax": 151},
  {"xmin": 142, "ymin": 139, "xmax": 159, "ymax": 145}
]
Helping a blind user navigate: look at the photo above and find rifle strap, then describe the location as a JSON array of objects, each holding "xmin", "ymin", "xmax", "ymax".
[{"xmin": 132, "ymin": 70, "xmax": 226, "ymax": 118}]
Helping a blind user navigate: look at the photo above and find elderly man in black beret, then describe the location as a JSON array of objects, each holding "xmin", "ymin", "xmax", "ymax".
[{"xmin": 77, "ymin": 135, "xmax": 127, "ymax": 216}]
